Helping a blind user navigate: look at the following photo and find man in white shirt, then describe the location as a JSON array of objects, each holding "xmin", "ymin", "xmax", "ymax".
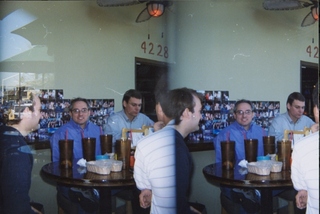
[
  {"xmin": 291, "ymin": 82, "xmax": 319, "ymax": 214},
  {"xmin": 134, "ymin": 88, "xmax": 203, "ymax": 214}
]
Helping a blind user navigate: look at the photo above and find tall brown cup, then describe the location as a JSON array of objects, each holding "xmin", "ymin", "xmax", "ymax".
[
  {"xmin": 263, "ymin": 136, "xmax": 276, "ymax": 155},
  {"xmin": 277, "ymin": 140, "xmax": 292, "ymax": 171},
  {"xmin": 100, "ymin": 134, "xmax": 113, "ymax": 154},
  {"xmin": 59, "ymin": 139, "xmax": 74, "ymax": 168},
  {"xmin": 115, "ymin": 139, "xmax": 131, "ymax": 170},
  {"xmin": 244, "ymin": 139, "xmax": 258, "ymax": 162},
  {"xmin": 221, "ymin": 141, "xmax": 235, "ymax": 170},
  {"xmin": 82, "ymin": 137, "xmax": 96, "ymax": 161}
]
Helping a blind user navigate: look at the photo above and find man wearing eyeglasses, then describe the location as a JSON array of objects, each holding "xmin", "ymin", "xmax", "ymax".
[
  {"xmin": 214, "ymin": 99, "xmax": 264, "ymax": 163},
  {"xmin": 213, "ymin": 99, "xmax": 264, "ymax": 214},
  {"xmin": 103, "ymin": 89, "xmax": 154, "ymax": 146},
  {"xmin": 50, "ymin": 97, "xmax": 101, "ymax": 214}
]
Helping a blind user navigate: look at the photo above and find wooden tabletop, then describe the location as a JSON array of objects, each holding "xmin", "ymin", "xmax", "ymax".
[
  {"xmin": 203, "ymin": 163, "xmax": 292, "ymax": 188},
  {"xmin": 41, "ymin": 161, "xmax": 135, "ymax": 188},
  {"xmin": 203, "ymin": 163, "xmax": 293, "ymax": 214}
]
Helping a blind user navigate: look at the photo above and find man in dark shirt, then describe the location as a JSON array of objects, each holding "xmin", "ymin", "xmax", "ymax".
[{"xmin": 0, "ymin": 92, "xmax": 43, "ymax": 214}]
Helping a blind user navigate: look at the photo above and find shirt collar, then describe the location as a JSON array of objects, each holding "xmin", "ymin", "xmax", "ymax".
[
  {"xmin": 70, "ymin": 118, "xmax": 89, "ymax": 130},
  {"xmin": 285, "ymin": 111, "xmax": 300, "ymax": 124},
  {"xmin": 234, "ymin": 121, "xmax": 254, "ymax": 132},
  {"xmin": 120, "ymin": 109, "xmax": 138, "ymax": 122}
]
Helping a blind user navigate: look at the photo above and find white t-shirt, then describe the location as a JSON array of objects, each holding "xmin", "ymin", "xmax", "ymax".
[
  {"xmin": 291, "ymin": 131, "xmax": 319, "ymax": 214},
  {"xmin": 134, "ymin": 121, "xmax": 176, "ymax": 214}
]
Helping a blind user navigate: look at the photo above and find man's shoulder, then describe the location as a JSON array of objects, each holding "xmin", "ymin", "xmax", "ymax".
[
  {"xmin": 52, "ymin": 122, "xmax": 71, "ymax": 135},
  {"xmin": 137, "ymin": 112, "xmax": 150, "ymax": 118},
  {"xmin": 295, "ymin": 131, "xmax": 319, "ymax": 147},
  {"xmin": 87, "ymin": 121, "xmax": 100, "ymax": 129},
  {"xmin": 300, "ymin": 115, "xmax": 315, "ymax": 123},
  {"xmin": 137, "ymin": 126, "xmax": 175, "ymax": 145},
  {"xmin": 0, "ymin": 125, "xmax": 12, "ymax": 133},
  {"xmin": 270, "ymin": 113, "xmax": 287, "ymax": 123},
  {"xmin": 107, "ymin": 111, "xmax": 125, "ymax": 122},
  {"xmin": 54, "ymin": 124, "xmax": 66, "ymax": 132},
  {"xmin": 293, "ymin": 134, "xmax": 319, "ymax": 160},
  {"xmin": 137, "ymin": 113, "xmax": 153, "ymax": 122},
  {"xmin": 110, "ymin": 110, "xmax": 123, "ymax": 117},
  {"xmin": 251, "ymin": 123, "xmax": 264, "ymax": 131},
  {"xmin": 219, "ymin": 123, "xmax": 236, "ymax": 133}
]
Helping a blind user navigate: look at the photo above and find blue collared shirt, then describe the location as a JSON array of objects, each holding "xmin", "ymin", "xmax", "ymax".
[
  {"xmin": 103, "ymin": 109, "xmax": 154, "ymax": 144},
  {"xmin": 213, "ymin": 121, "xmax": 265, "ymax": 163},
  {"xmin": 50, "ymin": 119, "xmax": 101, "ymax": 162},
  {"xmin": 268, "ymin": 112, "xmax": 315, "ymax": 142}
]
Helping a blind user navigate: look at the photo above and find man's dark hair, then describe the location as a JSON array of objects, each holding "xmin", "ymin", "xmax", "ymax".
[
  {"xmin": 286, "ymin": 92, "xmax": 305, "ymax": 111},
  {"xmin": 162, "ymin": 87, "xmax": 202, "ymax": 125},
  {"xmin": 122, "ymin": 89, "xmax": 142, "ymax": 109},
  {"xmin": 233, "ymin": 99, "xmax": 253, "ymax": 113},
  {"xmin": 69, "ymin": 97, "xmax": 90, "ymax": 111},
  {"xmin": 286, "ymin": 92, "xmax": 305, "ymax": 105},
  {"xmin": 312, "ymin": 82, "xmax": 319, "ymax": 107},
  {"xmin": 154, "ymin": 89, "xmax": 168, "ymax": 105}
]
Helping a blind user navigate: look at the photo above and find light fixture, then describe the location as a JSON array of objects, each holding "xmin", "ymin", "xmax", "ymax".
[
  {"xmin": 147, "ymin": 2, "xmax": 165, "ymax": 17},
  {"xmin": 311, "ymin": 6, "xmax": 319, "ymax": 20}
]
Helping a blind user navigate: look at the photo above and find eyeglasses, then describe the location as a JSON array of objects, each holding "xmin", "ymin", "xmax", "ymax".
[
  {"xmin": 71, "ymin": 108, "xmax": 89, "ymax": 114},
  {"xmin": 235, "ymin": 110, "xmax": 252, "ymax": 116}
]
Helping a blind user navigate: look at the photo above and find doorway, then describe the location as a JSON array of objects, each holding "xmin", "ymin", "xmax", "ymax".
[
  {"xmin": 135, "ymin": 58, "xmax": 169, "ymax": 121},
  {"xmin": 300, "ymin": 61, "xmax": 318, "ymax": 120}
]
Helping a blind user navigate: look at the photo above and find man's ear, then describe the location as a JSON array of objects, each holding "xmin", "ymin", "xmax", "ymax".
[
  {"xmin": 286, "ymin": 103, "xmax": 291, "ymax": 110},
  {"xmin": 20, "ymin": 107, "xmax": 32, "ymax": 119},
  {"xmin": 182, "ymin": 108, "xmax": 192, "ymax": 119},
  {"xmin": 157, "ymin": 104, "xmax": 163, "ymax": 114}
]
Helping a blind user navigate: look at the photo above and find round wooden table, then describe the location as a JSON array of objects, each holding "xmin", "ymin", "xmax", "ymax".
[
  {"xmin": 203, "ymin": 163, "xmax": 293, "ymax": 214},
  {"xmin": 41, "ymin": 161, "xmax": 135, "ymax": 213}
]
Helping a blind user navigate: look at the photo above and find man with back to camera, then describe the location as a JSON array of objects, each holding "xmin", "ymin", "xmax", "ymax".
[
  {"xmin": 268, "ymin": 92, "xmax": 316, "ymax": 143},
  {"xmin": 103, "ymin": 89, "xmax": 154, "ymax": 145},
  {"xmin": 291, "ymin": 82, "xmax": 319, "ymax": 214},
  {"xmin": 131, "ymin": 89, "xmax": 169, "ymax": 214},
  {"xmin": 0, "ymin": 92, "xmax": 43, "ymax": 214},
  {"xmin": 134, "ymin": 87, "xmax": 203, "ymax": 214},
  {"xmin": 50, "ymin": 97, "xmax": 101, "ymax": 214},
  {"xmin": 213, "ymin": 99, "xmax": 265, "ymax": 214}
]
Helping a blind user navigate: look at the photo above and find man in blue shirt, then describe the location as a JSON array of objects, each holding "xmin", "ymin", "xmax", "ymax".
[
  {"xmin": 214, "ymin": 99, "xmax": 264, "ymax": 163},
  {"xmin": 268, "ymin": 92, "xmax": 316, "ymax": 143},
  {"xmin": 103, "ymin": 89, "xmax": 154, "ymax": 145},
  {"xmin": 50, "ymin": 98, "xmax": 101, "ymax": 162},
  {"xmin": 50, "ymin": 97, "xmax": 101, "ymax": 214},
  {"xmin": 214, "ymin": 99, "xmax": 264, "ymax": 214}
]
